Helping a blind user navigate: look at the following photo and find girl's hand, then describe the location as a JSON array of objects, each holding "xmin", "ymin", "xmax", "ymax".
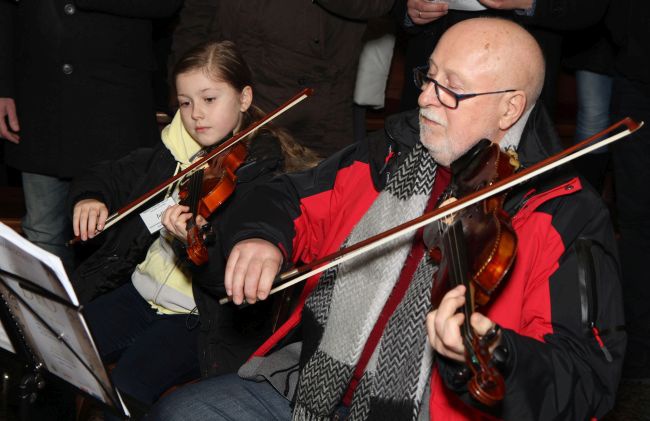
[
  {"xmin": 162, "ymin": 204, "xmax": 193, "ymax": 241},
  {"xmin": 225, "ymin": 238, "xmax": 283, "ymax": 305},
  {"xmin": 73, "ymin": 199, "xmax": 109, "ymax": 241},
  {"xmin": 161, "ymin": 204, "xmax": 208, "ymax": 242}
]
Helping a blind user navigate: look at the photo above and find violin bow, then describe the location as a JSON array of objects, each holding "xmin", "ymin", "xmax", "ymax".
[
  {"xmin": 70, "ymin": 88, "xmax": 313, "ymax": 244},
  {"xmin": 220, "ymin": 116, "xmax": 643, "ymax": 304}
]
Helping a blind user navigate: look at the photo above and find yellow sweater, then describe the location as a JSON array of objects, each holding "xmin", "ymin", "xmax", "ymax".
[{"xmin": 131, "ymin": 111, "xmax": 202, "ymax": 315}]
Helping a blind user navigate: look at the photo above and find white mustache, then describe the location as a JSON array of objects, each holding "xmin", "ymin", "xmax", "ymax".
[{"xmin": 419, "ymin": 108, "xmax": 446, "ymax": 127}]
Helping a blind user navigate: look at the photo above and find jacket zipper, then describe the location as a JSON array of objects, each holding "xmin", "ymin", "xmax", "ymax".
[{"xmin": 576, "ymin": 238, "xmax": 612, "ymax": 362}]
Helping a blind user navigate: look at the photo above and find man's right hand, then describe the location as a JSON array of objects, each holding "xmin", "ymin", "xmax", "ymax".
[
  {"xmin": 0, "ymin": 97, "xmax": 20, "ymax": 143},
  {"xmin": 73, "ymin": 199, "xmax": 109, "ymax": 241},
  {"xmin": 225, "ymin": 238, "xmax": 283, "ymax": 305}
]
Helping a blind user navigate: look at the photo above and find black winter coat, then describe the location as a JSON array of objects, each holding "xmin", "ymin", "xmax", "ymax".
[
  {"xmin": 607, "ymin": 0, "xmax": 650, "ymax": 96},
  {"xmin": 0, "ymin": 0, "xmax": 182, "ymax": 177}
]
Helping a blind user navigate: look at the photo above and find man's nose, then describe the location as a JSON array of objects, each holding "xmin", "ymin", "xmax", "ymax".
[{"xmin": 418, "ymin": 83, "xmax": 441, "ymax": 109}]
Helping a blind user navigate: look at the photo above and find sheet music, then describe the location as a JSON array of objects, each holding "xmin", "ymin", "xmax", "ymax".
[
  {"xmin": 427, "ymin": 0, "xmax": 487, "ymax": 11},
  {"xmin": 0, "ymin": 222, "xmax": 129, "ymax": 417},
  {"xmin": 0, "ymin": 223, "xmax": 77, "ymax": 306}
]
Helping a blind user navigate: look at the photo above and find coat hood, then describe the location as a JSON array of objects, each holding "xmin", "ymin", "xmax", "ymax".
[{"xmin": 160, "ymin": 110, "xmax": 202, "ymax": 166}]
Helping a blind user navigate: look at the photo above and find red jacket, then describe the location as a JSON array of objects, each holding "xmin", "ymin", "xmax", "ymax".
[{"xmin": 222, "ymin": 106, "xmax": 625, "ymax": 420}]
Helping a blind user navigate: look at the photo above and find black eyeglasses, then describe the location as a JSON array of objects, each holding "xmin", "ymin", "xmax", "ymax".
[{"xmin": 413, "ymin": 66, "xmax": 516, "ymax": 109}]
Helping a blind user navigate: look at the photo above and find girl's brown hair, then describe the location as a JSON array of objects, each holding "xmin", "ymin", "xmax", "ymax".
[{"xmin": 172, "ymin": 40, "xmax": 320, "ymax": 172}]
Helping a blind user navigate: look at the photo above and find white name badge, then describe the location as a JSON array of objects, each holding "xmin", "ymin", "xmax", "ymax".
[{"xmin": 140, "ymin": 197, "xmax": 177, "ymax": 234}]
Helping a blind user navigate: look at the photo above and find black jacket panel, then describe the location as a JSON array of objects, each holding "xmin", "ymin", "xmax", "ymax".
[{"xmin": 1, "ymin": 0, "xmax": 182, "ymax": 177}]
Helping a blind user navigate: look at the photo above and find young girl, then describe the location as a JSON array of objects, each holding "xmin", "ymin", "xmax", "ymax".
[{"xmin": 69, "ymin": 40, "xmax": 318, "ymax": 413}]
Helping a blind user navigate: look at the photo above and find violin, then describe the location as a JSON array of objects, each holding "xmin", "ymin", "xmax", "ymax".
[
  {"xmin": 424, "ymin": 139, "xmax": 518, "ymax": 406},
  {"xmin": 68, "ymin": 88, "xmax": 313, "ymax": 245},
  {"xmin": 179, "ymin": 142, "xmax": 248, "ymax": 266}
]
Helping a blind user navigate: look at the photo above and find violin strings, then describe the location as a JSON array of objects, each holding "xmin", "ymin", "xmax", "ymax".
[
  {"xmin": 187, "ymin": 170, "xmax": 203, "ymax": 227},
  {"xmin": 446, "ymin": 213, "xmax": 475, "ymax": 346}
]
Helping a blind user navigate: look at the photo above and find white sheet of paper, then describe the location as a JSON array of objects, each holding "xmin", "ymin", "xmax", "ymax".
[
  {"xmin": 0, "ymin": 223, "xmax": 77, "ymax": 306},
  {"xmin": 140, "ymin": 196, "xmax": 177, "ymax": 234},
  {"xmin": 427, "ymin": 0, "xmax": 487, "ymax": 11},
  {"xmin": 0, "ymin": 317, "xmax": 15, "ymax": 353}
]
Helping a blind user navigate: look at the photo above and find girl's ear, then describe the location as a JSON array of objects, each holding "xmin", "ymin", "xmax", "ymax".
[{"xmin": 240, "ymin": 86, "xmax": 253, "ymax": 112}]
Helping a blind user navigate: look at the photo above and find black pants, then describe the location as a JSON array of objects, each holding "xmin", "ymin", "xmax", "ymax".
[
  {"xmin": 83, "ymin": 283, "xmax": 200, "ymax": 407},
  {"xmin": 610, "ymin": 76, "xmax": 650, "ymax": 365}
]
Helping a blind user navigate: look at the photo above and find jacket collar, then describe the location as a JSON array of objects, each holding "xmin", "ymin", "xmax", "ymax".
[{"xmin": 516, "ymin": 103, "xmax": 564, "ymax": 168}]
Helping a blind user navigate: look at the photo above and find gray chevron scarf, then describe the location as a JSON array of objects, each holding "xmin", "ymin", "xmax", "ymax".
[{"xmin": 293, "ymin": 142, "xmax": 438, "ymax": 421}]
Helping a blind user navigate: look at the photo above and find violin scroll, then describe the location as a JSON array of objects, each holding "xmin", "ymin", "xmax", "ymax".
[
  {"xmin": 186, "ymin": 225, "xmax": 210, "ymax": 266},
  {"xmin": 467, "ymin": 329, "xmax": 506, "ymax": 406}
]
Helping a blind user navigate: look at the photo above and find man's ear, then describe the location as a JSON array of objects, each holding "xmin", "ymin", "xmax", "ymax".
[
  {"xmin": 240, "ymin": 86, "xmax": 253, "ymax": 112},
  {"xmin": 498, "ymin": 91, "xmax": 527, "ymax": 131}
]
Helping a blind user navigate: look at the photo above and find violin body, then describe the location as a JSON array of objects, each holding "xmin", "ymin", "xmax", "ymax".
[
  {"xmin": 192, "ymin": 142, "xmax": 248, "ymax": 218},
  {"xmin": 453, "ymin": 142, "xmax": 518, "ymax": 306},
  {"xmin": 179, "ymin": 142, "xmax": 248, "ymax": 265},
  {"xmin": 428, "ymin": 141, "xmax": 518, "ymax": 304}
]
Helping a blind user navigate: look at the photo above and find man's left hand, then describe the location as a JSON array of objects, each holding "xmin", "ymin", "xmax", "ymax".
[{"xmin": 427, "ymin": 285, "xmax": 500, "ymax": 362}]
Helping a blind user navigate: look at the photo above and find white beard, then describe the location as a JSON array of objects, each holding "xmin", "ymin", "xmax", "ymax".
[{"xmin": 419, "ymin": 108, "xmax": 499, "ymax": 167}]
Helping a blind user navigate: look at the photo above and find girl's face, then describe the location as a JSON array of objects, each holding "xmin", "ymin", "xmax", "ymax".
[{"xmin": 176, "ymin": 70, "xmax": 252, "ymax": 147}]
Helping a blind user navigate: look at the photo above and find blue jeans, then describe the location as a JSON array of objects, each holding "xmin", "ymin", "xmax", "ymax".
[
  {"xmin": 21, "ymin": 172, "xmax": 75, "ymax": 270},
  {"xmin": 147, "ymin": 373, "xmax": 292, "ymax": 421},
  {"xmin": 573, "ymin": 71, "xmax": 613, "ymax": 191},
  {"xmin": 574, "ymin": 70, "xmax": 613, "ymax": 144},
  {"xmin": 83, "ymin": 283, "xmax": 200, "ymax": 407}
]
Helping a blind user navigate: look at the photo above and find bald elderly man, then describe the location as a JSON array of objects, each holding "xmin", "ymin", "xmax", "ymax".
[{"xmin": 149, "ymin": 17, "xmax": 625, "ymax": 420}]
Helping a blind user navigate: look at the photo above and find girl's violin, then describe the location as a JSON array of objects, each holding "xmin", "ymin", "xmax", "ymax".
[
  {"xmin": 179, "ymin": 142, "xmax": 248, "ymax": 266},
  {"xmin": 424, "ymin": 139, "xmax": 518, "ymax": 406}
]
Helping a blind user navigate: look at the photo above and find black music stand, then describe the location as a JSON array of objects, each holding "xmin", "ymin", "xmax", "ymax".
[{"xmin": 0, "ymin": 223, "xmax": 129, "ymax": 420}]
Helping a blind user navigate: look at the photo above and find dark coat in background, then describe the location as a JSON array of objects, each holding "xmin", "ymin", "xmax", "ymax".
[
  {"xmin": 169, "ymin": 0, "xmax": 395, "ymax": 158},
  {"xmin": 607, "ymin": 0, "xmax": 650, "ymax": 95},
  {"xmin": 0, "ymin": 0, "xmax": 182, "ymax": 178}
]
